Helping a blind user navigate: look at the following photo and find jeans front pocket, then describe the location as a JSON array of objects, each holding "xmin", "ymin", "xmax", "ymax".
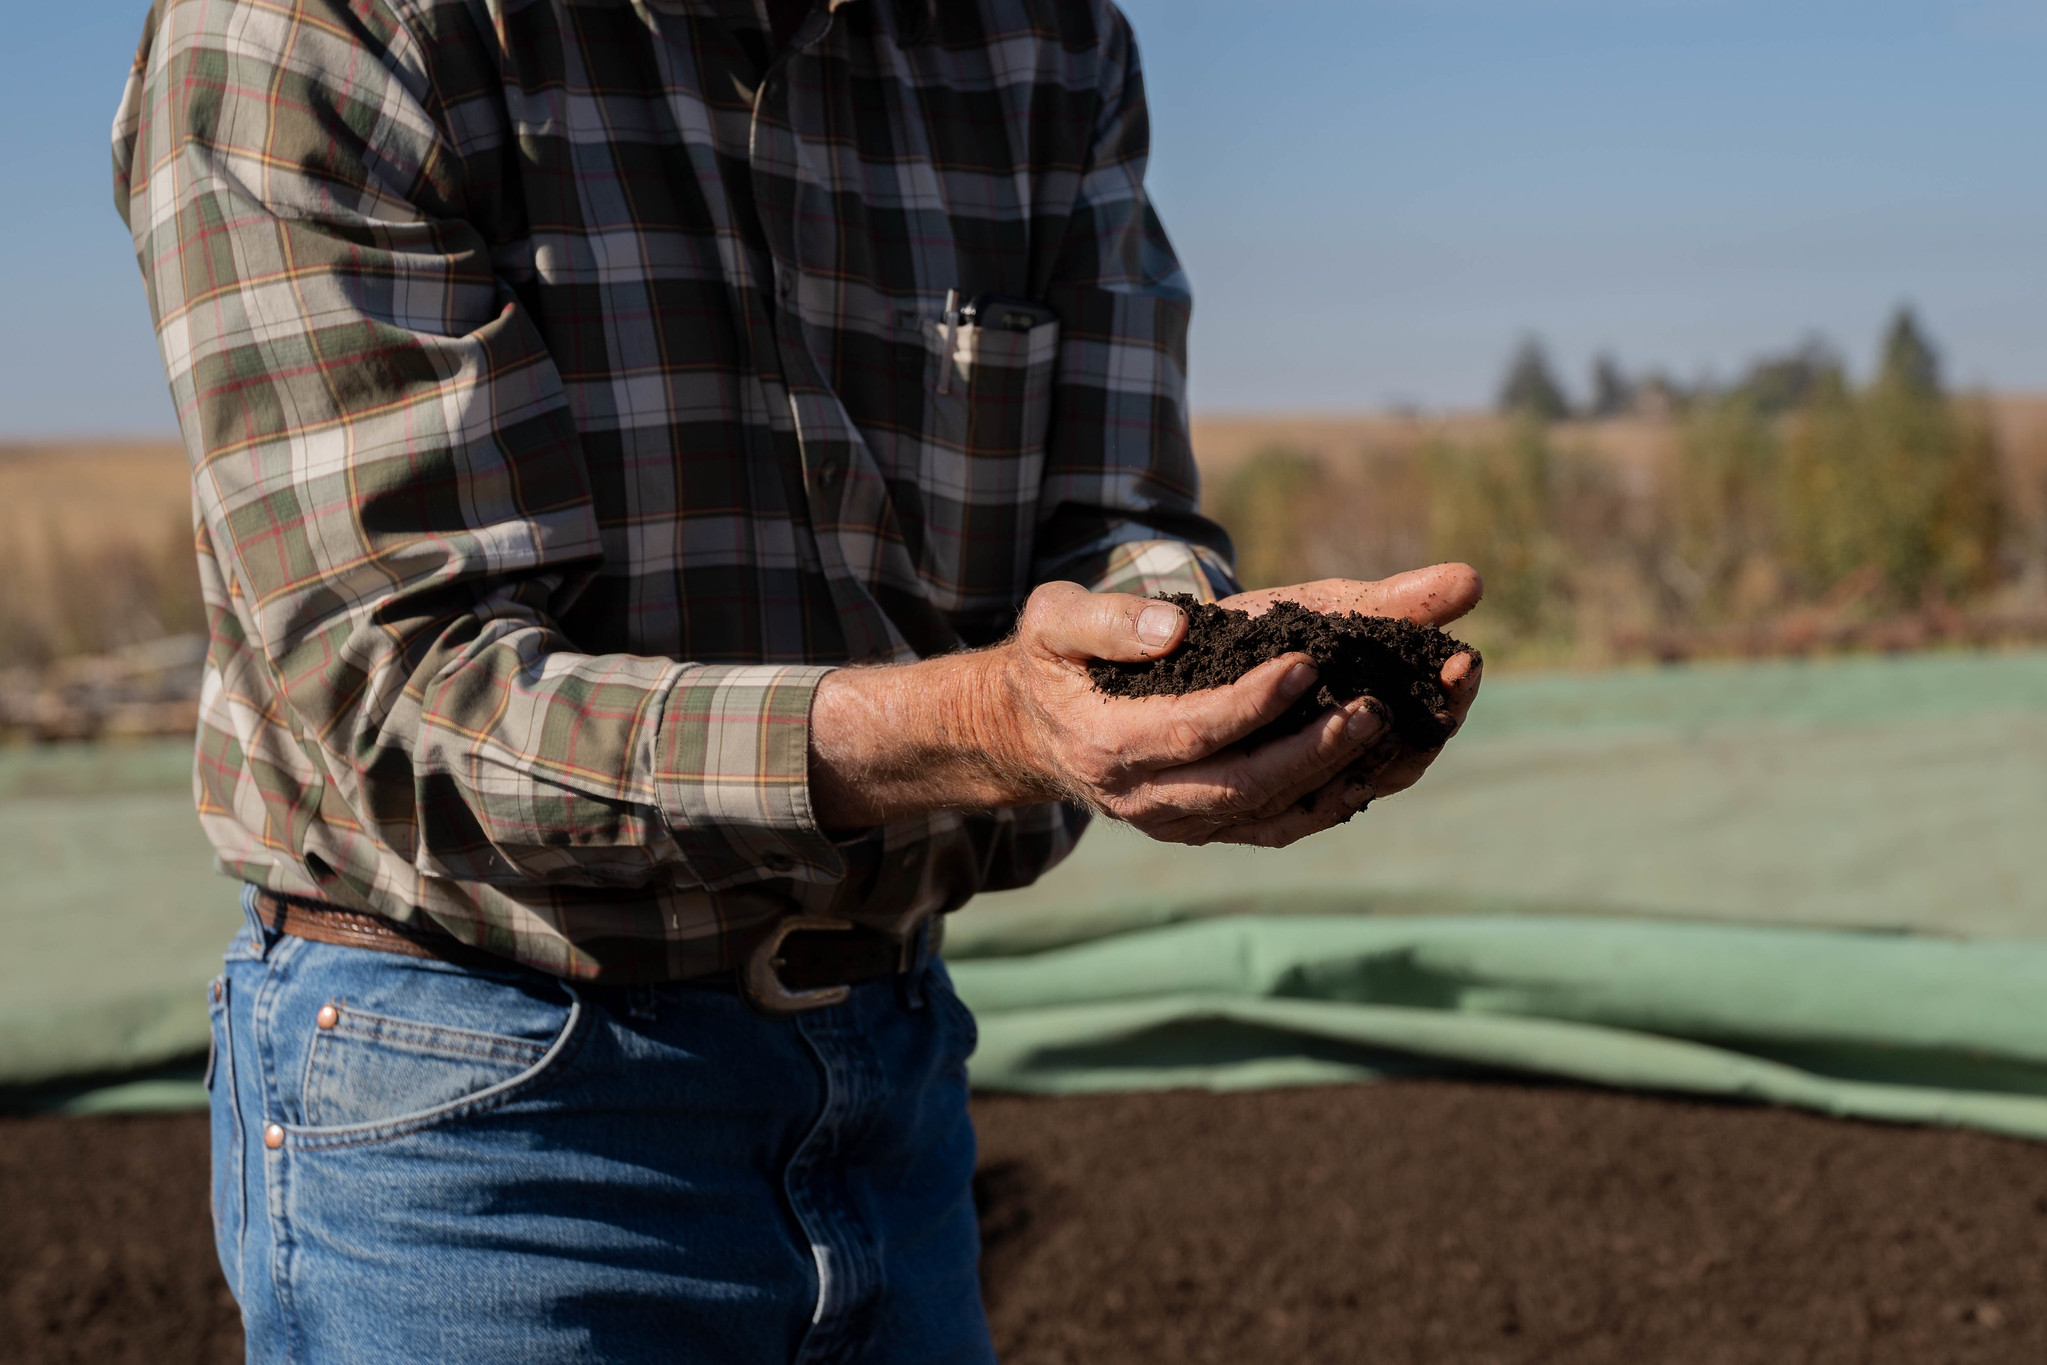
[
  {"xmin": 291, "ymin": 953, "xmax": 581, "ymax": 1142},
  {"xmin": 903, "ymin": 309, "xmax": 1060, "ymax": 605}
]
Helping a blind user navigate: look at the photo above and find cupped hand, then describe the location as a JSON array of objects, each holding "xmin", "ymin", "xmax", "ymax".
[
  {"xmin": 990, "ymin": 581, "xmax": 1394, "ymax": 846},
  {"xmin": 809, "ymin": 568, "xmax": 1486, "ymax": 845}
]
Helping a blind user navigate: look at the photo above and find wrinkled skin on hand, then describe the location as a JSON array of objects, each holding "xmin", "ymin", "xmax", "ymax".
[{"xmin": 996, "ymin": 564, "xmax": 1482, "ymax": 848}]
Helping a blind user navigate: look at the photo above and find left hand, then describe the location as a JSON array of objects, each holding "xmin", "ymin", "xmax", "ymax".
[{"xmin": 1197, "ymin": 563, "xmax": 1485, "ymax": 846}]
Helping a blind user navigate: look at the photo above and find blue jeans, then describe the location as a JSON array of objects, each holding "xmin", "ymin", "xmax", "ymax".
[{"xmin": 207, "ymin": 886, "xmax": 992, "ymax": 1364}]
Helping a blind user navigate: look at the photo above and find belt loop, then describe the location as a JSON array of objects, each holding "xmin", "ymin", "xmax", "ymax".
[
  {"xmin": 239, "ymin": 883, "xmax": 282, "ymax": 959},
  {"xmin": 897, "ymin": 917, "xmax": 934, "ymax": 1012}
]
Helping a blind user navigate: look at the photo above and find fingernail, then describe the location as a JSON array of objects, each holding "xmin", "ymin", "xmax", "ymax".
[
  {"xmin": 1281, "ymin": 663, "xmax": 1317, "ymax": 698},
  {"xmin": 1346, "ymin": 706, "xmax": 1385, "ymax": 742},
  {"xmin": 1136, "ymin": 604, "xmax": 1181, "ymax": 648}
]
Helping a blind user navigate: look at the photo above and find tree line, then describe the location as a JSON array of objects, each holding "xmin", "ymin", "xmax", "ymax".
[
  {"xmin": 1214, "ymin": 309, "xmax": 2029, "ymax": 663},
  {"xmin": 1495, "ymin": 308, "xmax": 1943, "ymax": 424}
]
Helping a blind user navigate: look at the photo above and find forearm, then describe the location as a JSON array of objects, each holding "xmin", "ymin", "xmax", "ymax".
[{"xmin": 807, "ymin": 647, "xmax": 1059, "ymax": 830}]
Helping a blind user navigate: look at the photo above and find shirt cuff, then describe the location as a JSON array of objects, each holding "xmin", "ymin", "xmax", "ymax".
[
  {"xmin": 652, "ymin": 663, "xmax": 843, "ymax": 890},
  {"xmin": 1088, "ymin": 539, "xmax": 1241, "ymax": 602}
]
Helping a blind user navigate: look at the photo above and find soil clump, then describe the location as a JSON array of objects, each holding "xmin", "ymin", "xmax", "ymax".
[{"xmin": 1087, "ymin": 595, "xmax": 1480, "ymax": 748}]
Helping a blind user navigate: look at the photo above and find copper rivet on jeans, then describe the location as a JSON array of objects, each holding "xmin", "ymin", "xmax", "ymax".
[
  {"xmin": 263, "ymin": 1123, "xmax": 285, "ymax": 1150},
  {"xmin": 315, "ymin": 1004, "xmax": 340, "ymax": 1030},
  {"xmin": 211, "ymin": 980, "xmax": 223, "ymax": 1002}
]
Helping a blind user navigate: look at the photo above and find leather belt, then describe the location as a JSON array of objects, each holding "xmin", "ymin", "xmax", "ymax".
[
  {"xmin": 253, "ymin": 891, "xmax": 499, "ymax": 967},
  {"xmin": 252, "ymin": 890, "xmax": 930, "ymax": 1014}
]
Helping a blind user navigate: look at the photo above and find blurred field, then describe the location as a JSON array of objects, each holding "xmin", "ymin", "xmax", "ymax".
[
  {"xmin": 1194, "ymin": 398, "xmax": 2047, "ymax": 478},
  {"xmin": 0, "ymin": 441, "xmax": 190, "ymax": 551},
  {"xmin": 1200, "ymin": 390, "xmax": 2047, "ymax": 666},
  {"xmin": 1191, "ymin": 411, "xmax": 1678, "ymax": 483},
  {"xmin": 0, "ymin": 441, "xmax": 198, "ymax": 670},
  {"xmin": 1192, "ymin": 395, "xmax": 2047, "ymax": 535},
  {"xmin": 4, "ymin": 386, "xmax": 2046, "ymax": 680}
]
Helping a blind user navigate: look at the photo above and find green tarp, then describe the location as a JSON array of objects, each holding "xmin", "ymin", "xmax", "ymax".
[
  {"xmin": 4, "ymin": 649, "xmax": 2046, "ymax": 1131},
  {"xmin": 947, "ymin": 913, "xmax": 2047, "ymax": 1141},
  {"xmin": 0, "ymin": 742, "xmax": 241, "ymax": 1108}
]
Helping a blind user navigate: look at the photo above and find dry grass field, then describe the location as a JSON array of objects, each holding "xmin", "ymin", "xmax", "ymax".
[
  {"xmin": 1191, "ymin": 410, "xmax": 1679, "ymax": 483},
  {"xmin": 0, "ymin": 441, "xmax": 198, "ymax": 672},
  {"xmin": 3, "ymin": 395, "xmax": 2044, "ymax": 677},
  {"xmin": 0, "ymin": 440, "xmax": 190, "ymax": 554},
  {"xmin": 1195, "ymin": 397, "xmax": 2047, "ymax": 502},
  {"xmin": 1199, "ymin": 394, "xmax": 2047, "ymax": 665}
]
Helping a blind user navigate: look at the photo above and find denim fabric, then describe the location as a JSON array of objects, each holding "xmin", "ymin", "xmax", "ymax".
[{"xmin": 207, "ymin": 887, "xmax": 991, "ymax": 1364}]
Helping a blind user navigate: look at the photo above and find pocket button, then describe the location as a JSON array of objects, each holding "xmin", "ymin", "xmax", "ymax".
[
  {"xmin": 263, "ymin": 1124, "xmax": 285, "ymax": 1150},
  {"xmin": 315, "ymin": 1004, "xmax": 340, "ymax": 1030}
]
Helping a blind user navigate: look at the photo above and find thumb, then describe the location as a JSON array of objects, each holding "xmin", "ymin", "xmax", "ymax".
[{"xmin": 1018, "ymin": 581, "xmax": 1188, "ymax": 662}]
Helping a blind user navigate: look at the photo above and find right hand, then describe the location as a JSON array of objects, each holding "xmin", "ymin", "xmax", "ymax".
[{"xmin": 986, "ymin": 582, "xmax": 1392, "ymax": 847}]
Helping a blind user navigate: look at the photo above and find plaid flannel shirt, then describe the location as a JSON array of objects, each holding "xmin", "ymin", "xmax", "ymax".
[{"xmin": 112, "ymin": 0, "xmax": 1236, "ymax": 981}]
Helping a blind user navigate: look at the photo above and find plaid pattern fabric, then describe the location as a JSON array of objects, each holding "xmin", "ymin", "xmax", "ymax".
[{"xmin": 112, "ymin": 0, "xmax": 1236, "ymax": 981}]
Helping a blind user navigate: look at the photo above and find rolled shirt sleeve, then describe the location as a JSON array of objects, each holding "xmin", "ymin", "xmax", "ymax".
[{"xmin": 651, "ymin": 664, "xmax": 840, "ymax": 886}]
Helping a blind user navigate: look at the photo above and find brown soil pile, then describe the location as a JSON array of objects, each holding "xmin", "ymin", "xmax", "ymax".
[
  {"xmin": 0, "ymin": 1111, "xmax": 241, "ymax": 1365},
  {"xmin": 977, "ymin": 1085, "xmax": 2047, "ymax": 1364},
  {"xmin": 1087, "ymin": 596, "xmax": 1479, "ymax": 748},
  {"xmin": 10, "ymin": 1084, "xmax": 2047, "ymax": 1364}
]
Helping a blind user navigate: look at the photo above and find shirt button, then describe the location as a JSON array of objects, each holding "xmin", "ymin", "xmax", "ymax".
[
  {"xmin": 763, "ymin": 851, "xmax": 794, "ymax": 873},
  {"xmin": 315, "ymin": 1004, "xmax": 340, "ymax": 1030},
  {"xmin": 263, "ymin": 1123, "xmax": 286, "ymax": 1150}
]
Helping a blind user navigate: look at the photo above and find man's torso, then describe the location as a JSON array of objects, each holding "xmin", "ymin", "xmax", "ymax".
[{"xmin": 117, "ymin": 0, "xmax": 1211, "ymax": 978}]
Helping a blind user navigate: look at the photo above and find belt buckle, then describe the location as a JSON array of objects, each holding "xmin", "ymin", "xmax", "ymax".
[{"xmin": 741, "ymin": 915, "xmax": 855, "ymax": 1015}]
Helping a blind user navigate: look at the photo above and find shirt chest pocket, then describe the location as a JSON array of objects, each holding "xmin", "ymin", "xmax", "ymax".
[{"xmin": 899, "ymin": 303, "xmax": 1060, "ymax": 603}]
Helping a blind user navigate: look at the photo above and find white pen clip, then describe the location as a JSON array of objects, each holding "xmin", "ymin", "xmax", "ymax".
[{"xmin": 937, "ymin": 287, "xmax": 960, "ymax": 395}]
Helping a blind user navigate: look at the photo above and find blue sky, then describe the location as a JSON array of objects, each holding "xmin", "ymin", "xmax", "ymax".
[{"xmin": 3, "ymin": 0, "xmax": 2041, "ymax": 434}]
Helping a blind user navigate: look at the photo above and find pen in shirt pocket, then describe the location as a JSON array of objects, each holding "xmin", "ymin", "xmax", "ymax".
[{"xmin": 937, "ymin": 289, "xmax": 1056, "ymax": 394}]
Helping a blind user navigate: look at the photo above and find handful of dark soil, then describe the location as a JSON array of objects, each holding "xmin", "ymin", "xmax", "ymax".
[{"xmin": 1087, "ymin": 594, "xmax": 1479, "ymax": 748}]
